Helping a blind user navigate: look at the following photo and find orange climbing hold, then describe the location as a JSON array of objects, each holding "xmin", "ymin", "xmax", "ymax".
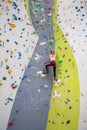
[
  {"xmin": 8, "ymin": 23, "xmax": 16, "ymax": 28},
  {"xmin": 0, "ymin": 80, "xmax": 3, "ymax": 86}
]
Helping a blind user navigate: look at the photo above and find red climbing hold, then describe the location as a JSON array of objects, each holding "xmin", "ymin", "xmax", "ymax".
[
  {"xmin": 8, "ymin": 119, "xmax": 14, "ymax": 126},
  {"xmin": 12, "ymin": 85, "xmax": 17, "ymax": 89}
]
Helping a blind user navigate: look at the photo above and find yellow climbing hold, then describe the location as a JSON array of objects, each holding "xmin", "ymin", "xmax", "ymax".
[
  {"xmin": 4, "ymin": 58, "xmax": 8, "ymax": 63},
  {"xmin": 8, "ymin": 23, "xmax": 16, "ymax": 28},
  {"xmin": 7, "ymin": 68, "xmax": 12, "ymax": 74},
  {"xmin": 10, "ymin": 50, "xmax": 14, "ymax": 55},
  {"xmin": 8, "ymin": 0, "xmax": 13, "ymax": 3},
  {"xmin": 0, "ymin": 39, "xmax": 3, "ymax": 44}
]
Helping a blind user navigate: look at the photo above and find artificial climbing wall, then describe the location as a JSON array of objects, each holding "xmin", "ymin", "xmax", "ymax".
[{"xmin": 0, "ymin": 0, "xmax": 87, "ymax": 130}]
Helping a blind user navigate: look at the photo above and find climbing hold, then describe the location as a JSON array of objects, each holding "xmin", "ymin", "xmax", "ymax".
[
  {"xmin": 0, "ymin": 80, "xmax": 3, "ymax": 86},
  {"xmin": 33, "ymin": 74, "xmax": 38, "ymax": 78},
  {"xmin": 0, "ymin": 39, "xmax": 3, "ymax": 44},
  {"xmin": 11, "ymin": 85, "xmax": 17, "ymax": 89},
  {"xmin": 69, "ymin": 106, "xmax": 72, "ymax": 109},
  {"xmin": 40, "ymin": 42, "xmax": 46, "ymax": 46},
  {"xmin": 37, "ymin": 71, "xmax": 46, "ymax": 78},
  {"xmin": 61, "ymin": 122, "xmax": 64, "ymax": 124},
  {"xmin": 35, "ymin": 108, "xmax": 39, "ymax": 111},
  {"xmin": 18, "ymin": 52, "xmax": 21, "ymax": 59},
  {"xmin": 22, "ymin": 74, "xmax": 28, "ymax": 80},
  {"xmin": 58, "ymin": 58, "xmax": 63, "ymax": 63},
  {"xmin": 67, "ymin": 89, "xmax": 71, "ymax": 93},
  {"xmin": 34, "ymin": 9, "xmax": 39, "ymax": 12},
  {"xmin": 52, "ymin": 90, "xmax": 60, "ymax": 98},
  {"xmin": 22, "ymin": 28, "xmax": 25, "ymax": 31},
  {"xmin": 7, "ymin": 97, "xmax": 13, "ymax": 101},
  {"xmin": 54, "ymin": 79, "xmax": 61, "ymax": 86},
  {"xmin": 44, "ymin": 84, "xmax": 48, "ymax": 89},
  {"xmin": 10, "ymin": 50, "xmax": 14, "ymax": 55},
  {"xmin": 36, "ymin": 3, "xmax": 41, "ymax": 7},
  {"xmin": 8, "ymin": 119, "xmax": 14, "ymax": 126},
  {"xmin": 66, "ymin": 120, "xmax": 71, "ymax": 124},
  {"xmin": 47, "ymin": 22, "xmax": 51, "ymax": 26},
  {"xmin": 38, "ymin": 23, "xmax": 43, "ymax": 27},
  {"xmin": 15, "ymin": 109, "xmax": 19, "ymax": 113},
  {"xmin": 27, "ymin": 79, "xmax": 31, "ymax": 82},
  {"xmin": 38, "ymin": 89, "xmax": 41, "ymax": 93},
  {"xmin": 14, "ymin": 41, "xmax": 18, "ymax": 45},
  {"xmin": 6, "ymin": 65, "xmax": 9, "ymax": 69},
  {"xmin": 76, "ymin": 97, "xmax": 79, "ymax": 102},
  {"xmin": 8, "ymin": 0, "xmax": 12, "ymax": 3},
  {"xmin": 80, "ymin": 92, "xmax": 84, "ymax": 96},
  {"xmin": 7, "ymin": 68, "xmax": 12, "ymax": 74},
  {"xmin": 12, "ymin": 14, "xmax": 17, "ymax": 20},
  {"xmin": 8, "ymin": 23, "xmax": 16, "ymax": 28},
  {"xmin": 48, "ymin": 39, "xmax": 54, "ymax": 45},
  {"xmin": 12, "ymin": 2, "xmax": 18, "ymax": 9},
  {"xmin": 3, "ymin": 77, "xmax": 7, "ymax": 80},
  {"xmin": 34, "ymin": 53, "xmax": 41, "ymax": 61},
  {"xmin": 48, "ymin": 6, "xmax": 52, "ymax": 11},
  {"xmin": 32, "ymin": 31, "xmax": 37, "ymax": 35},
  {"xmin": 35, "ymin": 20, "xmax": 40, "ymax": 24},
  {"xmin": 4, "ymin": 58, "xmax": 8, "ymax": 62}
]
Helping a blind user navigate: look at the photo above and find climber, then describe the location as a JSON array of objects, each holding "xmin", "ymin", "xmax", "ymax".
[{"xmin": 44, "ymin": 50, "xmax": 57, "ymax": 80}]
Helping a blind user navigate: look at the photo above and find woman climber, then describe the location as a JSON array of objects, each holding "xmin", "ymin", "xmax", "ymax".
[{"xmin": 44, "ymin": 50, "xmax": 57, "ymax": 80}]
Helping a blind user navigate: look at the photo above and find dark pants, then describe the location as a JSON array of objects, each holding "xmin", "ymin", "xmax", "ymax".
[{"xmin": 45, "ymin": 61, "xmax": 56, "ymax": 79}]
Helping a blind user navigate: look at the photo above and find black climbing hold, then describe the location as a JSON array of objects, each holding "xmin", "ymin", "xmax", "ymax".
[
  {"xmin": 69, "ymin": 106, "xmax": 72, "ymax": 109},
  {"xmin": 3, "ymin": 76, "xmax": 7, "ymax": 80},
  {"xmin": 67, "ymin": 89, "xmax": 71, "ymax": 93},
  {"xmin": 6, "ymin": 65, "xmax": 9, "ymax": 69},
  {"xmin": 7, "ymin": 39, "xmax": 9, "ymax": 42},
  {"xmin": 66, "ymin": 120, "xmax": 71, "ymax": 124}
]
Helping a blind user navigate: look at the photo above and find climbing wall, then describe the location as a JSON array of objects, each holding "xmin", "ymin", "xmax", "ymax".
[
  {"xmin": 7, "ymin": 0, "xmax": 56, "ymax": 130},
  {"xmin": 0, "ymin": 0, "xmax": 87, "ymax": 130},
  {"xmin": 0, "ymin": 0, "xmax": 38, "ymax": 130},
  {"xmin": 58, "ymin": 0, "xmax": 87, "ymax": 130}
]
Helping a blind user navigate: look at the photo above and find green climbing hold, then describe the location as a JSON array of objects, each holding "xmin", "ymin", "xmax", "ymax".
[
  {"xmin": 34, "ymin": 9, "xmax": 39, "ymax": 12},
  {"xmin": 47, "ymin": 23, "xmax": 51, "ymax": 26},
  {"xmin": 36, "ymin": 3, "xmax": 41, "ymax": 7},
  {"xmin": 32, "ymin": 31, "xmax": 37, "ymax": 35},
  {"xmin": 61, "ymin": 122, "xmax": 64, "ymax": 124},
  {"xmin": 58, "ymin": 58, "xmax": 63, "ymax": 63},
  {"xmin": 33, "ymin": 74, "xmax": 38, "ymax": 78},
  {"xmin": 48, "ymin": 39, "xmax": 54, "ymax": 45},
  {"xmin": 38, "ymin": 23, "xmax": 43, "ymax": 27}
]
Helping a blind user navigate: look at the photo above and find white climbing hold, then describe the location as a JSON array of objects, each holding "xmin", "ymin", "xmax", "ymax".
[
  {"xmin": 52, "ymin": 90, "xmax": 60, "ymax": 98},
  {"xmin": 37, "ymin": 71, "xmax": 46, "ymax": 78},
  {"xmin": 40, "ymin": 42, "xmax": 46, "ymax": 46}
]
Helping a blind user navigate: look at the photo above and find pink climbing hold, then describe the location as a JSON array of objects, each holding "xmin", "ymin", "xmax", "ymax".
[
  {"xmin": 48, "ymin": 6, "xmax": 52, "ymax": 11},
  {"xmin": 35, "ymin": 20, "xmax": 40, "ymax": 24}
]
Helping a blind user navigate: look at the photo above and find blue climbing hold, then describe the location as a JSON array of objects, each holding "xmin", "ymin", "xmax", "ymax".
[
  {"xmin": 22, "ymin": 74, "xmax": 28, "ymax": 80},
  {"xmin": 13, "ymin": 14, "xmax": 17, "ymax": 20}
]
